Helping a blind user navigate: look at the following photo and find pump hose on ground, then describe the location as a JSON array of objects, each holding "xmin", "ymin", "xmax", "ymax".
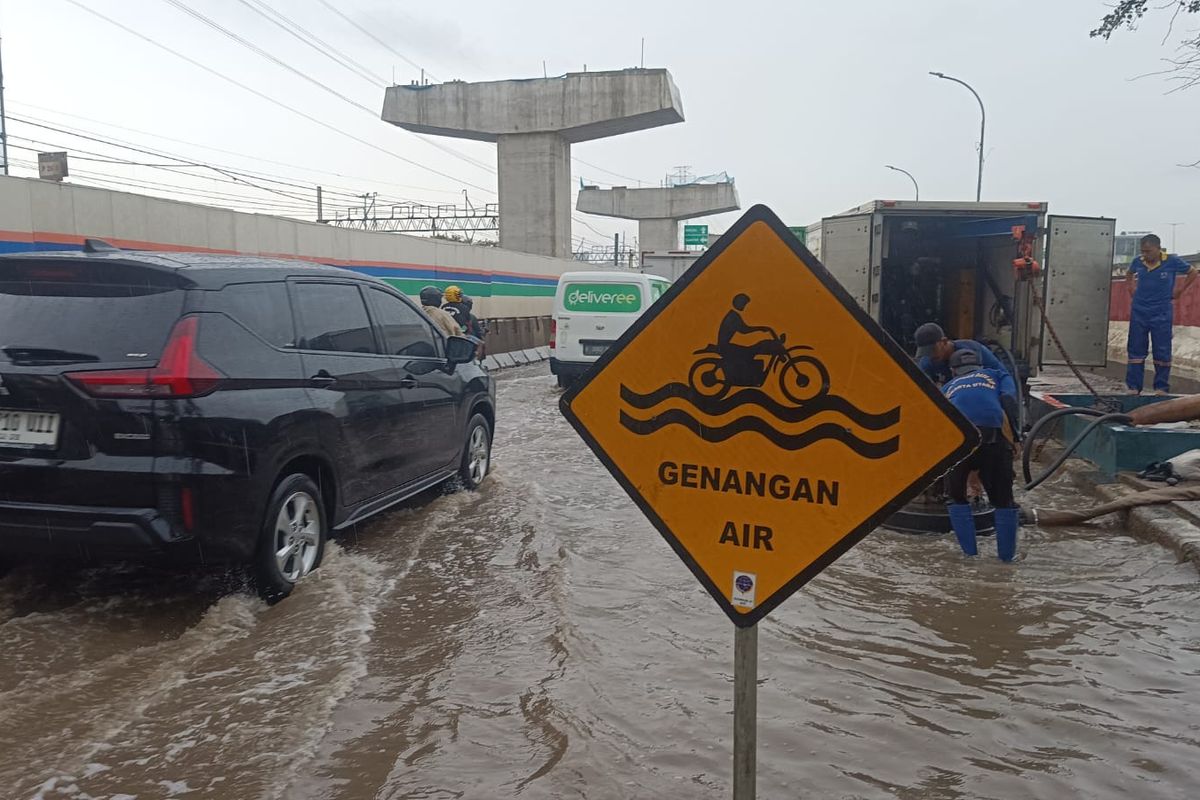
[
  {"xmin": 1023, "ymin": 413, "xmax": 1133, "ymax": 491},
  {"xmin": 1035, "ymin": 484, "xmax": 1200, "ymax": 526},
  {"xmin": 1021, "ymin": 407, "xmax": 1133, "ymax": 491}
]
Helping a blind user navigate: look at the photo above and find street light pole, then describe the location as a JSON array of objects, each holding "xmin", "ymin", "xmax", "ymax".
[
  {"xmin": 1166, "ymin": 222, "xmax": 1184, "ymax": 253},
  {"xmin": 884, "ymin": 165, "xmax": 919, "ymax": 201},
  {"xmin": 930, "ymin": 71, "xmax": 985, "ymax": 201}
]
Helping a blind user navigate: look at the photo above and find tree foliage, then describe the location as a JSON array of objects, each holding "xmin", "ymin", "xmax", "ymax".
[
  {"xmin": 1092, "ymin": 1, "xmax": 1200, "ymax": 94},
  {"xmin": 1092, "ymin": 1, "xmax": 1200, "ymax": 40}
]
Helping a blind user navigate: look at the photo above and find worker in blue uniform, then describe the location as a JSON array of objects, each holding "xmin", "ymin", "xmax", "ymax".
[
  {"xmin": 913, "ymin": 322, "xmax": 1013, "ymax": 391},
  {"xmin": 942, "ymin": 349, "xmax": 1021, "ymax": 562},
  {"xmin": 1126, "ymin": 234, "xmax": 1197, "ymax": 395}
]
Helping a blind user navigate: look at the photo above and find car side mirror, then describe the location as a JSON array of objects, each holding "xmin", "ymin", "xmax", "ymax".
[{"xmin": 445, "ymin": 335, "xmax": 476, "ymax": 365}]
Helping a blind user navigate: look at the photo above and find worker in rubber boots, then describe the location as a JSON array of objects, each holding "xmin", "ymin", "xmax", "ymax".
[
  {"xmin": 1125, "ymin": 234, "xmax": 1197, "ymax": 395},
  {"xmin": 941, "ymin": 349, "xmax": 1021, "ymax": 561}
]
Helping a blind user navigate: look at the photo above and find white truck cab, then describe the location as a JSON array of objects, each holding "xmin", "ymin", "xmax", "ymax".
[{"xmin": 549, "ymin": 270, "xmax": 672, "ymax": 387}]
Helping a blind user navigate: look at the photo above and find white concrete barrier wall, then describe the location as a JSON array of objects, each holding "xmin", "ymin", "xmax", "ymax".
[{"xmin": 0, "ymin": 176, "xmax": 570, "ymax": 318}]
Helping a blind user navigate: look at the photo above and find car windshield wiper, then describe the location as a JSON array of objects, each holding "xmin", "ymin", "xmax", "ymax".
[{"xmin": 1, "ymin": 345, "xmax": 102, "ymax": 365}]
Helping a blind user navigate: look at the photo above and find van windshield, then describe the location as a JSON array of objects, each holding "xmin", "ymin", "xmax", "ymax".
[{"xmin": 562, "ymin": 282, "xmax": 642, "ymax": 313}]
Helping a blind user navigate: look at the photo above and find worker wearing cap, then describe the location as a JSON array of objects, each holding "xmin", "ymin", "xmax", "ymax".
[
  {"xmin": 1125, "ymin": 233, "xmax": 1197, "ymax": 395},
  {"xmin": 941, "ymin": 349, "xmax": 1021, "ymax": 562},
  {"xmin": 913, "ymin": 322, "xmax": 1012, "ymax": 390}
]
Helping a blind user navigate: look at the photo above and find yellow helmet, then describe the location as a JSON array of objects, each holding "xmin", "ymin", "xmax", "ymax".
[{"xmin": 444, "ymin": 285, "xmax": 463, "ymax": 302}]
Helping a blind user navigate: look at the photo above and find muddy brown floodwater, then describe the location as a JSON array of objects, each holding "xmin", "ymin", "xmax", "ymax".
[{"xmin": 2, "ymin": 363, "xmax": 1200, "ymax": 799}]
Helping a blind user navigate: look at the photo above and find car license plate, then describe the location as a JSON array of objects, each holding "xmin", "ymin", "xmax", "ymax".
[
  {"xmin": 0, "ymin": 410, "xmax": 61, "ymax": 448},
  {"xmin": 583, "ymin": 343, "xmax": 610, "ymax": 357}
]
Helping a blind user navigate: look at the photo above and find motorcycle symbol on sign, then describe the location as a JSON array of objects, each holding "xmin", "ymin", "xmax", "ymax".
[
  {"xmin": 617, "ymin": 293, "xmax": 901, "ymax": 457},
  {"xmin": 688, "ymin": 293, "xmax": 830, "ymax": 405}
]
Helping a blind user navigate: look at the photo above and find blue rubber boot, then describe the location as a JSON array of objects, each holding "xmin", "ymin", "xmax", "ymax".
[
  {"xmin": 947, "ymin": 504, "xmax": 978, "ymax": 557},
  {"xmin": 994, "ymin": 506, "xmax": 1020, "ymax": 562}
]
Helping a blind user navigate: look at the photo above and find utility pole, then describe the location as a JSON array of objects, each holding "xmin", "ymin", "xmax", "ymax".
[
  {"xmin": 316, "ymin": 186, "xmax": 324, "ymax": 223},
  {"xmin": 0, "ymin": 36, "xmax": 9, "ymax": 176},
  {"xmin": 613, "ymin": 233, "xmax": 619, "ymax": 266}
]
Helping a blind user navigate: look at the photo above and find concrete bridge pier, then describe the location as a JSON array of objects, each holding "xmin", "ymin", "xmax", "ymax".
[
  {"xmin": 381, "ymin": 69, "xmax": 685, "ymax": 259},
  {"xmin": 575, "ymin": 182, "xmax": 741, "ymax": 252}
]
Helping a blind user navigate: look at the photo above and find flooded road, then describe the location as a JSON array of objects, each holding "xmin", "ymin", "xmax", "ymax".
[{"xmin": 2, "ymin": 363, "xmax": 1199, "ymax": 799}]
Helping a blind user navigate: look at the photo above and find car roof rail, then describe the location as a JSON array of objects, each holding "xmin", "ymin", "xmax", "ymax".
[{"xmin": 82, "ymin": 238, "xmax": 120, "ymax": 253}]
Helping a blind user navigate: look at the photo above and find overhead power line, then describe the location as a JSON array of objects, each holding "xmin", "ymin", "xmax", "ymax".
[
  {"xmin": 314, "ymin": 0, "xmax": 437, "ymax": 83},
  {"xmin": 573, "ymin": 157, "xmax": 652, "ymax": 186},
  {"xmin": 162, "ymin": 0, "xmax": 498, "ymax": 177},
  {"xmin": 7, "ymin": 116, "xmax": 356, "ymax": 204},
  {"xmin": 9, "ymin": 101, "xmax": 471, "ymax": 196},
  {"xmin": 234, "ymin": 0, "xmax": 388, "ymax": 87},
  {"xmin": 161, "ymin": 0, "xmax": 377, "ymax": 115},
  {"xmin": 62, "ymin": 0, "xmax": 496, "ymax": 194},
  {"xmin": 8, "ymin": 104, "xmax": 439, "ymax": 201}
]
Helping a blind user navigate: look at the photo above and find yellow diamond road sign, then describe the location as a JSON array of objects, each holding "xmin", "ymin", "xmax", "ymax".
[{"xmin": 560, "ymin": 205, "xmax": 979, "ymax": 627}]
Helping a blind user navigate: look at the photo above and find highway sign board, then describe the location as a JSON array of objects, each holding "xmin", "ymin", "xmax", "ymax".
[
  {"xmin": 561, "ymin": 204, "xmax": 978, "ymax": 626},
  {"xmin": 787, "ymin": 226, "xmax": 807, "ymax": 245},
  {"xmin": 683, "ymin": 224, "xmax": 708, "ymax": 246}
]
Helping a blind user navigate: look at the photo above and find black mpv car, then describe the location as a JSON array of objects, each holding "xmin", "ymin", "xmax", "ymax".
[{"xmin": 0, "ymin": 242, "xmax": 495, "ymax": 601}]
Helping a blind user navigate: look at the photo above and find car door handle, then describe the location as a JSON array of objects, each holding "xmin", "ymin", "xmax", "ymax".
[
  {"xmin": 399, "ymin": 376, "xmax": 417, "ymax": 389},
  {"xmin": 309, "ymin": 372, "xmax": 337, "ymax": 388}
]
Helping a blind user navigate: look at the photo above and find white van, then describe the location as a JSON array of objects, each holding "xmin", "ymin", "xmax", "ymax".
[{"xmin": 550, "ymin": 270, "xmax": 672, "ymax": 387}]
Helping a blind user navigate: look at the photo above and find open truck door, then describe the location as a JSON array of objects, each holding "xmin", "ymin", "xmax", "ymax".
[
  {"xmin": 1039, "ymin": 215, "xmax": 1116, "ymax": 368},
  {"xmin": 819, "ymin": 213, "xmax": 875, "ymax": 317}
]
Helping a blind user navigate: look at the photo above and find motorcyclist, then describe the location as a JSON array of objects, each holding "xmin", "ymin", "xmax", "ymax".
[
  {"xmin": 419, "ymin": 285, "xmax": 464, "ymax": 338},
  {"xmin": 461, "ymin": 295, "xmax": 487, "ymax": 361},
  {"xmin": 715, "ymin": 294, "xmax": 781, "ymax": 385},
  {"xmin": 442, "ymin": 285, "xmax": 471, "ymax": 333},
  {"xmin": 461, "ymin": 295, "xmax": 486, "ymax": 340}
]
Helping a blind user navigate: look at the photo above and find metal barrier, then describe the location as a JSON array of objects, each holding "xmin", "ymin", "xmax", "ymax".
[{"xmin": 482, "ymin": 316, "xmax": 552, "ymax": 354}]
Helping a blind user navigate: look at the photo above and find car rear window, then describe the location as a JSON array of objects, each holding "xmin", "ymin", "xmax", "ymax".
[
  {"xmin": 561, "ymin": 282, "xmax": 643, "ymax": 313},
  {"xmin": 0, "ymin": 259, "xmax": 187, "ymax": 365}
]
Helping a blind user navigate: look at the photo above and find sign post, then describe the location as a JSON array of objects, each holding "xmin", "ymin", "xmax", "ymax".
[
  {"xmin": 560, "ymin": 204, "xmax": 977, "ymax": 797},
  {"xmin": 733, "ymin": 624, "xmax": 757, "ymax": 799}
]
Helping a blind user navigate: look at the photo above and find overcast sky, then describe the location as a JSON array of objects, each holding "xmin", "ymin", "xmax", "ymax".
[{"xmin": 0, "ymin": 0, "xmax": 1197, "ymax": 254}]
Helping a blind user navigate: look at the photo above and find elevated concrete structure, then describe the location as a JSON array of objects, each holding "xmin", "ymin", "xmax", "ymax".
[
  {"xmin": 382, "ymin": 69, "xmax": 684, "ymax": 259},
  {"xmin": 576, "ymin": 182, "xmax": 740, "ymax": 252}
]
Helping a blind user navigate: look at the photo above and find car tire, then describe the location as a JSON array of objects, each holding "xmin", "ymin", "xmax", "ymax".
[
  {"xmin": 458, "ymin": 413, "xmax": 493, "ymax": 490},
  {"xmin": 253, "ymin": 474, "xmax": 327, "ymax": 605},
  {"xmin": 556, "ymin": 373, "xmax": 569, "ymax": 389}
]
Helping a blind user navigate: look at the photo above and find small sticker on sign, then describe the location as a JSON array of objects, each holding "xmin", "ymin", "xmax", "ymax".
[{"xmin": 732, "ymin": 571, "xmax": 756, "ymax": 608}]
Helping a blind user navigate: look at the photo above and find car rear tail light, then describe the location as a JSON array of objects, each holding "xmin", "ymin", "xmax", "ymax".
[
  {"xmin": 180, "ymin": 487, "xmax": 196, "ymax": 532},
  {"xmin": 550, "ymin": 319, "xmax": 557, "ymax": 351},
  {"xmin": 68, "ymin": 316, "xmax": 224, "ymax": 398}
]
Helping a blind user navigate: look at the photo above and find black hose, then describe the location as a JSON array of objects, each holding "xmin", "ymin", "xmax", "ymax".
[
  {"xmin": 1024, "ymin": 413, "xmax": 1133, "ymax": 491},
  {"xmin": 983, "ymin": 339, "xmax": 1025, "ymax": 435},
  {"xmin": 1022, "ymin": 406, "xmax": 1107, "ymax": 484}
]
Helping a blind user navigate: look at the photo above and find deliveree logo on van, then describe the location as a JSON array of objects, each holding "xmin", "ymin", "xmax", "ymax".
[{"xmin": 563, "ymin": 283, "xmax": 642, "ymax": 313}]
